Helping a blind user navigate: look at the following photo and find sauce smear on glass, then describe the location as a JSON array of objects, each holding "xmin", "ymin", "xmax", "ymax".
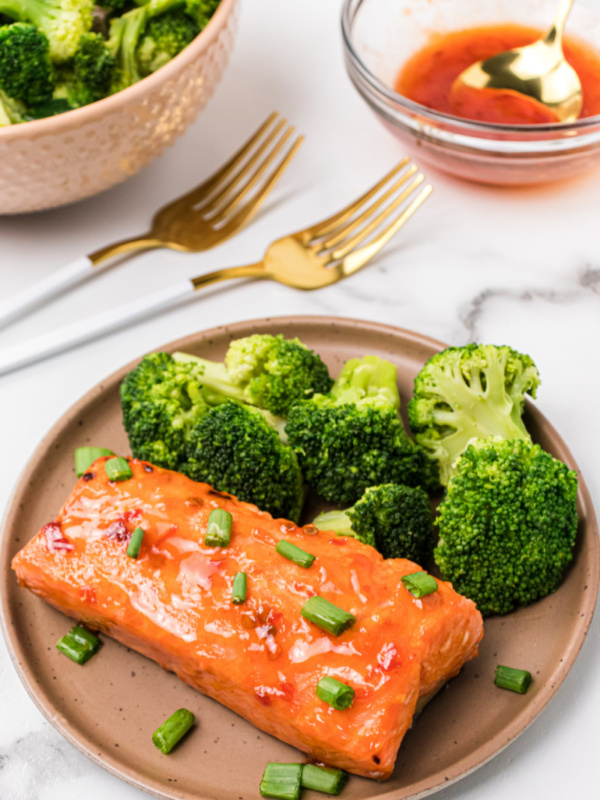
[{"xmin": 396, "ymin": 24, "xmax": 600, "ymax": 124}]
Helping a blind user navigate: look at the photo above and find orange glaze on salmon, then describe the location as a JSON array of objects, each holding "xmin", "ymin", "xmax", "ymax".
[{"xmin": 12, "ymin": 457, "xmax": 483, "ymax": 780}]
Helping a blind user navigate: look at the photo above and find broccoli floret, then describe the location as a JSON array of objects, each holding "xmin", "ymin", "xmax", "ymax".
[
  {"xmin": 182, "ymin": 402, "xmax": 304, "ymax": 523},
  {"xmin": 408, "ymin": 343, "xmax": 541, "ymax": 486},
  {"xmin": 0, "ymin": 0, "xmax": 94, "ymax": 62},
  {"xmin": 0, "ymin": 23, "xmax": 54, "ymax": 106},
  {"xmin": 136, "ymin": 8, "xmax": 198, "ymax": 75},
  {"xmin": 0, "ymin": 86, "xmax": 27, "ymax": 123},
  {"xmin": 173, "ymin": 334, "xmax": 332, "ymax": 418},
  {"xmin": 71, "ymin": 31, "xmax": 115, "ymax": 104},
  {"xmin": 184, "ymin": 0, "xmax": 219, "ymax": 29},
  {"xmin": 99, "ymin": 0, "xmax": 131, "ymax": 12},
  {"xmin": 435, "ymin": 437, "xmax": 578, "ymax": 616},
  {"xmin": 314, "ymin": 484, "xmax": 434, "ymax": 563},
  {"xmin": 285, "ymin": 355, "xmax": 435, "ymax": 505}
]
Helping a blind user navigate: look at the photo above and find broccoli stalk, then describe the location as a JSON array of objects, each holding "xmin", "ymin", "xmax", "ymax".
[
  {"xmin": 173, "ymin": 334, "xmax": 332, "ymax": 418},
  {"xmin": 285, "ymin": 356, "xmax": 436, "ymax": 506},
  {"xmin": 314, "ymin": 484, "xmax": 434, "ymax": 564},
  {"xmin": 408, "ymin": 344, "xmax": 541, "ymax": 485},
  {"xmin": 0, "ymin": 0, "xmax": 94, "ymax": 62},
  {"xmin": 0, "ymin": 23, "xmax": 55, "ymax": 106},
  {"xmin": 0, "ymin": 86, "xmax": 27, "ymax": 124},
  {"xmin": 435, "ymin": 436, "xmax": 578, "ymax": 616}
]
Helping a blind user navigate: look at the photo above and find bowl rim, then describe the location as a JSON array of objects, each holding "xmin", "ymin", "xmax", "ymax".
[
  {"xmin": 341, "ymin": 0, "xmax": 600, "ymax": 135},
  {"xmin": 0, "ymin": 0, "xmax": 236, "ymax": 141}
]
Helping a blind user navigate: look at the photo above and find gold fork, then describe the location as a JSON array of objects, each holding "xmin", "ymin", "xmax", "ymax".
[
  {"xmin": 0, "ymin": 112, "xmax": 302, "ymax": 329},
  {"xmin": 0, "ymin": 159, "xmax": 432, "ymax": 376}
]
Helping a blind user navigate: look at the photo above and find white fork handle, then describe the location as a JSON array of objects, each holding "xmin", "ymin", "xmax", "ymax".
[
  {"xmin": 0, "ymin": 256, "xmax": 96, "ymax": 329},
  {"xmin": 0, "ymin": 280, "xmax": 195, "ymax": 376}
]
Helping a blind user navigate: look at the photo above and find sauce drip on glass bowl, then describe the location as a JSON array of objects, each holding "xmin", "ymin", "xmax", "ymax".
[{"xmin": 395, "ymin": 24, "xmax": 600, "ymax": 125}]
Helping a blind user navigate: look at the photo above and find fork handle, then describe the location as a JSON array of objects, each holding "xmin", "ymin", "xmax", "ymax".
[{"xmin": 0, "ymin": 256, "xmax": 94, "ymax": 329}]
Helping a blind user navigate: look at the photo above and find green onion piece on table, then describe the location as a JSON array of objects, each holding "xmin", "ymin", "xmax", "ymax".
[
  {"xmin": 401, "ymin": 571, "xmax": 438, "ymax": 598},
  {"xmin": 152, "ymin": 708, "xmax": 195, "ymax": 754},
  {"xmin": 301, "ymin": 596, "xmax": 356, "ymax": 636},
  {"xmin": 494, "ymin": 665, "xmax": 532, "ymax": 694},
  {"xmin": 127, "ymin": 527, "xmax": 145, "ymax": 559},
  {"xmin": 74, "ymin": 447, "xmax": 115, "ymax": 477},
  {"xmin": 105, "ymin": 457, "xmax": 133, "ymax": 482},
  {"xmin": 206, "ymin": 509, "xmax": 232, "ymax": 547},
  {"xmin": 316, "ymin": 676, "xmax": 355, "ymax": 710},
  {"xmin": 301, "ymin": 763, "xmax": 348, "ymax": 795},
  {"xmin": 260, "ymin": 763, "xmax": 303, "ymax": 800},
  {"xmin": 276, "ymin": 540, "xmax": 315, "ymax": 568},
  {"xmin": 56, "ymin": 625, "xmax": 101, "ymax": 665},
  {"xmin": 232, "ymin": 571, "xmax": 247, "ymax": 604}
]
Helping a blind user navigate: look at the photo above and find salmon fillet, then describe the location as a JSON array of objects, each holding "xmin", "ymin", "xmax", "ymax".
[{"xmin": 12, "ymin": 457, "xmax": 483, "ymax": 780}]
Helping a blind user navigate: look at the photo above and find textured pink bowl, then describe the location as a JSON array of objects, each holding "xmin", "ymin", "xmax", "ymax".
[{"xmin": 0, "ymin": 0, "xmax": 239, "ymax": 214}]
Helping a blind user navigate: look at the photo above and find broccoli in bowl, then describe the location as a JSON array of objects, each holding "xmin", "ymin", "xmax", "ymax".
[{"xmin": 0, "ymin": 0, "xmax": 221, "ymax": 125}]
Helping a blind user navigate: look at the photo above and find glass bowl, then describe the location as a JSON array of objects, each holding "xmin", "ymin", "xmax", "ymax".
[{"xmin": 342, "ymin": 0, "xmax": 600, "ymax": 185}]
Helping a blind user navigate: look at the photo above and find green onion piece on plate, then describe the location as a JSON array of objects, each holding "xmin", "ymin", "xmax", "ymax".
[
  {"xmin": 74, "ymin": 447, "xmax": 115, "ymax": 477},
  {"xmin": 232, "ymin": 571, "xmax": 247, "ymax": 604},
  {"xmin": 494, "ymin": 665, "xmax": 532, "ymax": 694},
  {"xmin": 301, "ymin": 763, "xmax": 348, "ymax": 795},
  {"xmin": 152, "ymin": 708, "xmax": 195, "ymax": 754},
  {"xmin": 316, "ymin": 676, "xmax": 355, "ymax": 710},
  {"xmin": 301, "ymin": 596, "xmax": 356, "ymax": 636},
  {"xmin": 276, "ymin": 540, "xmax": 315, "ymax": 568},
  {"xmin": 401, "ymin": 571, "xmax": 438, "ymax": 598},
  {"xmin": 105, "ymin": 457, "xmax": 133, "ymax": 482},
  {"xmin": 260, "ymin": 763, "xmax": 303, "ymax": 800},
  {"xmin": 56, "ymin": 625, "xmax": 101, "ymax": 665},
  {"xmin": 206, "ymin": 508, "xmax": 232, "ymax": 547},
  {"xmin": 127, "ymin": 527, "xmax": 145, "ymax": 559}
]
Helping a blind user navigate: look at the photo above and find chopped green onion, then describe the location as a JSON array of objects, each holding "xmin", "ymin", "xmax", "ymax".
[
  {"xmin": 75, "ymin": 447, "xmax": 115, "ymax": 477},
  {"xmin": 316, "ymin": 676, "xmax": 355, "ymax": 710},
  {"xmin": 105, "ymin": 457, "xmax": 133, "ymax": 482},
  {"xmin": 56, "ymin": 625, "xmax": 101, "ymax": 665},
  {"xmin": 494, "ymin": 665, "xmax": 532, "ymax": 694},
  {"xmin": 152, "ymin": 708, "xmax": 195, "ymax": 754},
  {"xmin": 127, "ymin": 527, "xmax": 145, "ymax": 559},
  {"xmin": 301, "ymin": 596, "xmax": 356, "ymax": 636},
  {"xmin": 401, "ymin": 571, "xmax": 438, "ymax": 598},
  {"xmin": 206, "ymin": 508, "xmax": 232, "ymax": 547},
  {"xmin": 301, "ymin": 764, "xmax": 348, "ymax": 795},
  {"xmin": 276, "ymin": 540, "xmax": 315, "ymax": 568},
  {"xmin": 232, "ymin": 571, "xmax": 247, "ymax": 604},
  {"xmin": 260, "ymin": 763, "xmax": 303, "ymax": 800}
]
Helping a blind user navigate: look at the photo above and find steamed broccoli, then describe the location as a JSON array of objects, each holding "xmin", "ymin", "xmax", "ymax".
[
  {"xmin": 285, "ymin": 355, "xmax": 436, "ymax": 506},
  {"xmin": 136, "ymin": 8, "xmax": 198, "ymax": 75},
  {"xmin": 182, "ymin": 402, "xmax": 304, "ymax": 523},
  {"xmin": 0, "ymin": 0, "xmax": 94, "ymax": 62},
  {"xmin": 314, "ymin": 483, "xmax": 434, "ymax": 564},
  {"xmin": 184, "ymin": 0, "xmax": 219, "ymax": 28},
  {"xmin": 408, "ymin": 344, "xmax": 541, "ymax": 486},
  {"xmin": 71, "ymin": 31, "xmax": 116, "ymax": 104},
  {"xmin": 0, "ymin": 23, "xmax": 54, "ymax": 106},
  {"xmin": 435, "ymin": 437, "xmax": 578, "ymax": 616},
  {"xmin": 0, "ymin": 86, "xmax": 26, "ymax": 123},
  {"xmin": 108, "ymin": 3, "xmax": 148, "ymax": 88},
  {"xmin": 173, "ymin": 334, "xmax": 332, "ymax": 418}
]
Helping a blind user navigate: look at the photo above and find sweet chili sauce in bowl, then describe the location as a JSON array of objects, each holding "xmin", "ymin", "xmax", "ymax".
[
  {"xmin": 342, "ymin": 0, "xmax": 600, "ymax": 185},
  {"xmin": 395, "ymin": 24, "xmax": 600, "ymax": 126}
]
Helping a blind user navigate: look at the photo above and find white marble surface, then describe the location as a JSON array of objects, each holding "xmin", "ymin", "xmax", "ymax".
[{"xmin": 2, "ymin": 1, "xmax": 600, "ymax": 798}]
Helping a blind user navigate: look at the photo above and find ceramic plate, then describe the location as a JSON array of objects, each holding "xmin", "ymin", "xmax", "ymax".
[{"xmin": 1, "ymin": 316, "xmax": 598, "ymax": 800}]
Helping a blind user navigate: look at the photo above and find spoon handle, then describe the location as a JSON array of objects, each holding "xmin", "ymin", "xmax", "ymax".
[{"xmin": 547, "ymin": 0, "xmax": 576, "ymax": 44}]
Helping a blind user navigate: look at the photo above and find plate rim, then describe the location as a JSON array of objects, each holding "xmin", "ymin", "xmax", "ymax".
[{"xmin": 1, "ymin": 314, "xmax": 598, "ymax": 800}]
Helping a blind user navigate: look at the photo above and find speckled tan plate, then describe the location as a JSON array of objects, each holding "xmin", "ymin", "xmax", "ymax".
[{"xmin": 1, "ymin": 316, "xmax": 598, "ymax": 800}]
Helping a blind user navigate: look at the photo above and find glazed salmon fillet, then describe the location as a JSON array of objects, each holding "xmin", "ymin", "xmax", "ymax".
[{"xmin": 12, "ymin": 457, "xmax": 483, "ymax": 780}]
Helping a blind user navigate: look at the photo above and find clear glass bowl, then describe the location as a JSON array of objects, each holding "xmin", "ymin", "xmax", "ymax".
[{"xmin": 342, "ymin": 0, "xmax": 600, "ymax": 185}]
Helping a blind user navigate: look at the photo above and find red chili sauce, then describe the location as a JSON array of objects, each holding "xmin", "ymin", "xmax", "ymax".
[{"xmin": 395, "ymin": 24, "xmax": 600, "ymax": 124}]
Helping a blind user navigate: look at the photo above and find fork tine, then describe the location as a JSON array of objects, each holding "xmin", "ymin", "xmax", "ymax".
[
  {"xmin": 303, "ymin": 157, "xmax": 411, "ymax": 239},
  {"xmin": 332, "ymin": 185, "xmax": 433, "ymax": 276},
  {"xmin": 204, "ymin": 123, "xmax": 298, "ymax": 221},
  {"xmin": 175, "ymin": 112, "xmax": 283, "ymax": 207},
  {"xmin": 328, "ymin": 174, "xmax": 425, "ymax": 261},
  {"xmin": 214, "ymin": 135, "xmax": 304, "ymax": 237},
  {"xmin": 317, "ymin": 164, "xmax": 419, "ymax": 250}
]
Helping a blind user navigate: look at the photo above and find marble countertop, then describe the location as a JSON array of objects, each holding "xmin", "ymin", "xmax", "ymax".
[{"xmin": 2, "ymin": 1, "xmax": 600, "ymax": 798}]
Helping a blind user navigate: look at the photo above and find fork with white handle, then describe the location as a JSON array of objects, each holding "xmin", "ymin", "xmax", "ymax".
[
  {"xmin": 0, "ymin": 159, "xmax": 432, "ymax": 376},
  {"xmin": 0, "ymin": 112, "xmax": 302, "ymax": 329}
]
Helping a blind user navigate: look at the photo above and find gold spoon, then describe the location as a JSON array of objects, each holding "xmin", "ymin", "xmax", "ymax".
[{"xmin": 452, "ymin": 0, "xmax": 582, "ymax": 123}]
